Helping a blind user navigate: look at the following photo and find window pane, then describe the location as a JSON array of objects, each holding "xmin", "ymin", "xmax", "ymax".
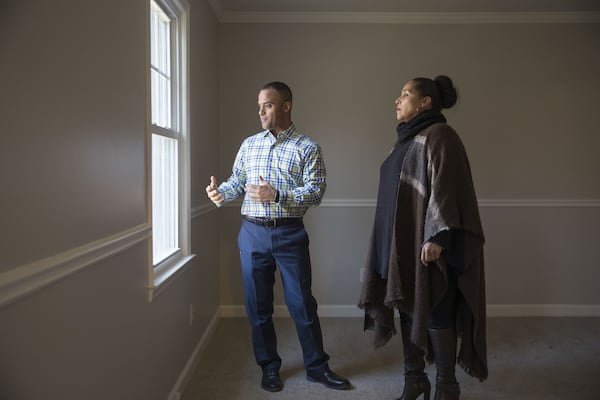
[
  {"xmin": 150, "ymin": 12, "xmax": 159, "ymax": 67},
  {"xmin": 151, "ymin": 69, "xmax": 171, "ymax": 128},
  {"xmin": 152, "ymin": 133, "xmax": 179, "ymax": 265},
  {"xmin": 150, "ymin": 1, "xmax": 171, "ymax": 129},
  {"xmin": 159, "ymin": 17, "xmax": 170, "ymax": 75}
]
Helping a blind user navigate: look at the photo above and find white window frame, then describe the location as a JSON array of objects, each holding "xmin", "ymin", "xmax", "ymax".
[{"xmin": 147, "ymin": 0, "xmax": 194, "ymax": 302}]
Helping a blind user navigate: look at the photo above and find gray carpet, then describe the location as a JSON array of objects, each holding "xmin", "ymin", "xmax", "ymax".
[{"xmin": 183, "ymin": 317, "xmax": 600, "ymax": 399}]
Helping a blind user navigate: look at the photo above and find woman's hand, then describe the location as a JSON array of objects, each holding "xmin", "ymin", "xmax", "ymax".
[{"xmin": 421, "ymin": 242, "xmax": 443, "ymax": 266}]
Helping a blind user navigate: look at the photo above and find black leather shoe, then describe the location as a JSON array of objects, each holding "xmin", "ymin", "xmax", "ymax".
[
  {"xmin": 307, "ymin": 369, "xmax": 352, "ymax": 390},
  {"xmin": 261, "ymin": 368, "xmax": 283, "ymax": 392}
]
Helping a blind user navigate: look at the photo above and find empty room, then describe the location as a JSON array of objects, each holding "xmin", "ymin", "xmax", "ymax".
[{"xmin": 1, "ymin": 1, "xmax": 599, "ymax": 399}]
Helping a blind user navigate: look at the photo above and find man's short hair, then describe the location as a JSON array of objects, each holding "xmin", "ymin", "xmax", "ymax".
[{"xmin": 261, "ymin": 81, "xmax": 293, "ymax": 103}]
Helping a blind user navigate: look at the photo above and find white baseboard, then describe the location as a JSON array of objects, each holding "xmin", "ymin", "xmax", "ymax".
[
  {"xmin": 486, "ymin": 304, "xmax": 600, "ymax": 317},
  {"xmin": 219, "ymin": 304, "xmax": 600, "ymax": 318},
  {"xmin": 220, "ymin": 304, "xmax": 366, "ymax": 318},
  {"xmin": 167, "ymin": 309, "xmax": 221, "ymax": 400}
]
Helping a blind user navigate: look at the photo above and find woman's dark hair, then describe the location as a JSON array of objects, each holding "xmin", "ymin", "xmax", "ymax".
[
  {"xmin": 412, "ymin": 75, "xmax": 457, "ymax": 112},
  {"xmin": 261, "ymin": 81, "xmax": 293, "ymax": 103}
]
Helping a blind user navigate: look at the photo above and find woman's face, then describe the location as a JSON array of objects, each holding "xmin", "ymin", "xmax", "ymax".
[{"xmin": 395, "ymin": 81, "xmax": 425, "ymax": 122}]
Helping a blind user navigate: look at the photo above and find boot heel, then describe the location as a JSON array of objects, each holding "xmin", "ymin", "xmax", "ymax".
[
  {"xmin": 433, "ymin": 382, "xmax": 460, "ymax": 400},
  {"xmin": 423, "ymin": 385, "xmax": 430, "ymax": 400},
  {"xmin": 395, "ymin": 374, "xmax": 430, "ymax": 400}
]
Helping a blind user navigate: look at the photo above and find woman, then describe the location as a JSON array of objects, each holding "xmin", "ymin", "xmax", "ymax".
[{"xmin": 359, "ymin": 76, "xmax": 487, "ymax": 400}]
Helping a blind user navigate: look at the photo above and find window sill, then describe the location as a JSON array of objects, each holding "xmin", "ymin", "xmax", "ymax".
[{"xmin": 147, "ymin": 253, "xmax": 196, "ymax": 302}]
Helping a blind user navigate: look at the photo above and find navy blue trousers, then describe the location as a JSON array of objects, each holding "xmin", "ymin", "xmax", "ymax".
[{"xmin": 237, "ymin": 219, "xmax": 330, "ymax": 374}]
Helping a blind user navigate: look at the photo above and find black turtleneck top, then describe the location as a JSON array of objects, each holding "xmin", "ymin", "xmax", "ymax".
[{"xmin": 368, "ymin": 110, "xmax": 448, "ymax": 279}]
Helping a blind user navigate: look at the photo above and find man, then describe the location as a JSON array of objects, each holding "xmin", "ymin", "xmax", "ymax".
[{"xmin": 206, "ymin": 81, "xmax": 351, "ymax": 392}]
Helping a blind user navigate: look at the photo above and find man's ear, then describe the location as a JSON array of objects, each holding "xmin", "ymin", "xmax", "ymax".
[{"xmin": 283, "ymin": 101, "xmax": 292, "ymax": 113}]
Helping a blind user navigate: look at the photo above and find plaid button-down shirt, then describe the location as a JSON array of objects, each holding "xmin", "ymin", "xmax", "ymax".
[{"xmin": 219, "ymin": 123, "xmax": 326, "ymax": 218}]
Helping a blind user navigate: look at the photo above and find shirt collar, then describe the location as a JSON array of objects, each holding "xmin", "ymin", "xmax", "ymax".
[{"xmin": 264, "ymin": 122, "xmax": 296, "ymax": 139}]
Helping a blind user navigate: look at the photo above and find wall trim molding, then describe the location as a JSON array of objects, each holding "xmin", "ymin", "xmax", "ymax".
[
  {"xmin": 318, "ymin": 198, "xmax": 600, "ymax": 208},
  {"xmin": 218, "ymin": 11, "xmax": 600, "ymax": 25},
  {"xmin": 220, "ymin": 304, "xmax": 600, "ymax": 318},
  {"xmin": 477, "ymin": 198, "xmax": 600, "ymax": 208},
  {"xmin": 167, "ymin": 309, "xmax": 220, "ymax": 400},
  {"xmin": 0, "ymin": 224, "xmax": 151, "ymax": 309},
  {"xmin": 221, "ymin": 198, "xmax": 600, "ymax": 209},
  {"xmin": 191, "ymin": 203, "xmax": 215, "ymax": 219}
]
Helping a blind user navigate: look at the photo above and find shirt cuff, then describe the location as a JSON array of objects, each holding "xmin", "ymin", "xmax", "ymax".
[{"xmin": 278, "ymin": 190, "xmax": 288, "ymax": 204}]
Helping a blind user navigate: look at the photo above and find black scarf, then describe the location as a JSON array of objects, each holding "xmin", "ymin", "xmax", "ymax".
[
  {"xmin": 368, "ymin": 110, "xmax": 447, "ymax": 278},
  {"xmin": 396, "ymin": 110, "xmax": 447, "ymax": 143}
]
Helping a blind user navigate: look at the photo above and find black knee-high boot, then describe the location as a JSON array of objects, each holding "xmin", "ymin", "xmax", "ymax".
[
  {"xmin": 396, "ymin": 321, "xmax": 431, "ymax": 400},
  {"xmin": 428, "ymin": 328, "xmax": 460, "ymax": 400}
]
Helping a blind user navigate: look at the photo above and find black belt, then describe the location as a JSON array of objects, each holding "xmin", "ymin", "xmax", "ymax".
[{"xmin": 242, "ymin": 215, "xmax": 302, "ymax": 227}]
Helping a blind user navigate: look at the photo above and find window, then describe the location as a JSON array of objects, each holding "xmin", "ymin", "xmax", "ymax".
[{"xmin": 148, "ymin": 0, "xmax": 193, "ymax": 301}]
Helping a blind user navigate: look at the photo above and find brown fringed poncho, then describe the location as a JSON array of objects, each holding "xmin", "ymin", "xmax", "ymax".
[{"xmin": 358, "ymin": 122, "xmax": 488, "ymax": 381}]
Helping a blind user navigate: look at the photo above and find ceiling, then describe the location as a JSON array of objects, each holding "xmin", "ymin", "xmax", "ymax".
[{"xmin": 213, "ymin": 0, "xmax": 600, "ymax": 13}]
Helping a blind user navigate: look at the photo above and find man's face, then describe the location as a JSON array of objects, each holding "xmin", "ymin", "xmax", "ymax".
[{"xmin": 258, "ymin": 88, "xmax": 290, "ymax": 134}]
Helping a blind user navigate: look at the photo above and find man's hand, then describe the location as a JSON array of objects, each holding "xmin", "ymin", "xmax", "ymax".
[
  {"xmin": 206, "ymin": 176, "xmax": 224, "ymax": 206},
  {"xmin": 421, "ymin": 242, "xmax": 443, "ymax": 266},
  {"xmin": 245, "ymin": 176, "xmax": 277, "ymax": 202}
]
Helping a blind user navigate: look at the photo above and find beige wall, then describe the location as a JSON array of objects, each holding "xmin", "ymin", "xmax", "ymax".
[
  {"xmin": 217, "ymin": 21, "xmax": 600, "ymax": 312},
  {"xmin": 0, "ymin": 0, "xmax": 220, "ymax": 399}
]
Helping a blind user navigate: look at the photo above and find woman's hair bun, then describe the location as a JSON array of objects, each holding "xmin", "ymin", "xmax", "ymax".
[{"xmin": 434, "ymin": 75, "xmax": 458, "ymax": 109}]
